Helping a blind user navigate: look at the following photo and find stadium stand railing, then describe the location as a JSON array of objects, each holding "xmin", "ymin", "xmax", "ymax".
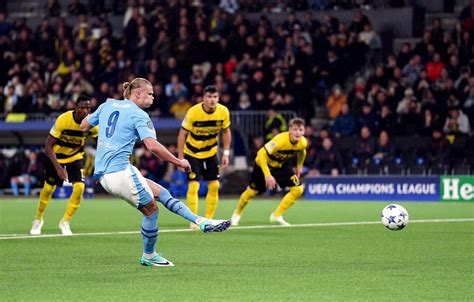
[{"xmin": 230, "ymin": 111, "xmax": 297, "ymax": 139}]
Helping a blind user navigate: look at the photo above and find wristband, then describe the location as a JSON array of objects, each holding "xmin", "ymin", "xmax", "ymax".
[{"xmin": 223, "ymin": 149, "xmax": 230, "ymax": 156}]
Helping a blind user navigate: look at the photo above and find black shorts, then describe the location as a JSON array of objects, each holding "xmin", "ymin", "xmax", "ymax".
[
  {"xmin": 249, "ymin": 163, "xmax": 301, "ymax": 194},
  {"xmin": 185, "ymin": 154, "xmax": 220, "ymax": 181},
  {"xmin": 45, "ymin": 159, "xmax": 85, "ymax": 186}
]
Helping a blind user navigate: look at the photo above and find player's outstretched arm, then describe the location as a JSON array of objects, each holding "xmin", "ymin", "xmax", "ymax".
[
  {"xmin": 80, "ymin": 114, "xmax": 93, "ymax": 131},
  {"xmin": 143, "ymin": 138, "xmax": 191, "ymax": 172}
]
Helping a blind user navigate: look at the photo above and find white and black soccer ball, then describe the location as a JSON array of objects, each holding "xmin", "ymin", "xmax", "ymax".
[{"xmin": 381, "ymin": 204, "xmax": 409, "ymax": 230}]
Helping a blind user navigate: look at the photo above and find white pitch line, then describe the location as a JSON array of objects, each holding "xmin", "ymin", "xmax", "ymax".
[{"xmin": 1, "ymin": 218, "xmax": 473, "ymax": 240}]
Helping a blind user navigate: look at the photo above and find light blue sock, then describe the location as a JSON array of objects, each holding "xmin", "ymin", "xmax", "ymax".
[
  {"xmin": 24, "ymin": 181, "xmax": 31, "ymax": 196},
  {"xmin": 11, "ymin": 181, "xmax": 19, "ymax": 196},
  {"xmin": 157, "ymin": 188, "xmax": 198, "ymax": 223},
  {"xmin": 141, "ymin": 210, "xmax": 158, "ymax": 254}
]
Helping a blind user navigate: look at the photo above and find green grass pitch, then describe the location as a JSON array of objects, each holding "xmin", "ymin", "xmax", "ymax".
[{"xmin": 0, "ymin": 197, "xmax": 473, "ymax": 301}]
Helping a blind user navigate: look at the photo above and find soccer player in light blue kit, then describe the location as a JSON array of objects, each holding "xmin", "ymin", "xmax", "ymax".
[{"xmin": 80, "ymin": 78, "xmax": 230, "ymax": 267}]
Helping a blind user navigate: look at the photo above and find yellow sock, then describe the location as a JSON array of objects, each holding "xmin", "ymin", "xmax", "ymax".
[
  {"xmin": 35, "ymin": 182, "xmax": 56, "ymax": 220},
  {"xmin": 63, "ymin": 182, "xmax": 85, "ymax": 221},
  {"xmin": 205, "ymin": 181, "xmax": 220, "ymax": 219},
  {"xmin": 187, "ymin": 181, "xmax": 200, "ymax": 214},
  {"xmin": 235, "ymin": 187, "xmax": 258, "ymax": 215},
  {"xmin": 274, "ymin": 186, "xmax": 304, "ymax": 216}
]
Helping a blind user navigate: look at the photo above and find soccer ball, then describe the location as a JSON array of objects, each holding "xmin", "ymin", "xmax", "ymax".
[{"xmin": 381, "ymin": 204, "xmax": 409, "ymax": 230}]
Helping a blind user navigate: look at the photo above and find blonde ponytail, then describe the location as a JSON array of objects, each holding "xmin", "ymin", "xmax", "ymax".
[{"xmin": 122, "ymin": 78, "xmax": 152, "ymax": 99}]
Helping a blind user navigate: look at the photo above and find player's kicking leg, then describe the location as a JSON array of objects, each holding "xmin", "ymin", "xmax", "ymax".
[{"xmin": 147, "ymin": 179, "xmax": 231, "ymax": 233}]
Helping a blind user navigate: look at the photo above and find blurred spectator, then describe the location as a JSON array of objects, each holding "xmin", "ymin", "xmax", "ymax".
[
  {"xmin": 402, "ymin": 55, "xmax": 423, "ymax": 86},
  {"xmin": 358, "ymin": 23, "xmax": 382, "ymax": 63},
  {"xmin": 419, "ymin": 108, "xmax": 441, "ymax": 136},
  {"xmin": 0, "ymin": 1, "xmax": 471, "ymax": 177},
  {"xmin": 308, "ymin": 137, "xmax": 343, "ymax": 176},
  {"xmin": 461, "ymin": 75, "xmax": 474, "ymax": 121},
  {"xmin": 330, "ymin": 103, "xmax": 356, "ymax": 137},
  {"xmin": 220, "ymin": 0, "xmax": 239, "ymax": 14},
  {"xmin": 64, "ymin": 71, "xmax": 94, "ymax": 97},
  {"xmin": 236, "ymin": 93, "xmax": 252, "ymax": 111},
  {"xmin": 378, "ymin": 104, "xmax": 397, "ymax": 135},
  {"xmin": 426, "ymin": 53, "xmax": 445, "ymax": 81},
  {"xmin": 303, "ymin": 125, "xmax": 318, "ymax": 170},
  {"xmin": 443, "ymin": 107, "xmax": 471, "ymax": 138},
  {"xmin": 0, "ymin": 12, "xmax": 12, "ymax": 37},
  {"xmin": 373, "ymin": 131, "xmax": 395, "ymax": 165},
  {"xmin": 68, "ymin": 0, "xmax": 88, "ymax": 15},
  {"xmin": 398, "ymin": 99, "xmax": 422, "ymax": 135},
  {"xmin": 326, "ymin": 85, "xmax": 347, "ymax": 120},
  {"xmin": 357, "ymin": 102, "xmax": 378, "ymax": 135},
  {"xmin": 9, "ymin": 151, "xmax": 43, "ymax": 196},
  {"xmin": 427, "ymin": 129, "xmax": 451, "ymax": 170},
  {"xmin": 170, "ymin": 96, "xmax": 192, "ymax": 120},
  {"xmin": 3, "ymin": 84, "xmax": 22, "ymax": 113},
  {"xmin": 397, "ymin": 42, "xmax": 413, "ymax": 68},
  {"xmin": 264, "ymin": 109, "xmax": 287, "ymax": 141},
  {"xmin": 309, "ymin": 0, "xmax": 330, "ymax": 11},
  {"xmin": 459, "ymin": 0, "xmax": 474, "ymax": 36},
  {"xmin": 165, "ymin": 74, "xmax": 188, "ymax": 104},
  {"xmin": 248, "ymin": 136, "xmax": 265, "ymax": 165},
  {"xmin": 138, "ymin": 149, "xmax": 170, "ymax": 187},
  {"xmin": 353, "ymin": 126, "xmax": 376, "ymax": 168},
  {"xmin": 397, "ymin": 88, "xmax": 417, "ymax": 114}
]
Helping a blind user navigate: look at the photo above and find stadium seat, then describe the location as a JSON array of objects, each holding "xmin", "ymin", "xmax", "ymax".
[
  {"xmin": 344, "ymin": 164, "xmax": 360, "ymax": 175},
  {"xmin": 429, "ymin": 164, "xmax": 448, "ymax": 176},
  {"xmin": 386, "ymin": 162, "xmax": 405, "ymax": 175},
  {"xmin": 366, "ymin": 160, "xmax": 382, "ymax": 175},
  {"xmin": 452, "ymin": 161, "xmax": 471, "ymax": 175},
  {"xmin": 408, "ymin": 164, "xmax": 427, "ymax": 175}
]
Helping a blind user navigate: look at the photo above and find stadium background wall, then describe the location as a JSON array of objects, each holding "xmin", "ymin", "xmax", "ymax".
[{"xmin": 305, "ymin": 176, "xmax": 474, "ymax": 202}]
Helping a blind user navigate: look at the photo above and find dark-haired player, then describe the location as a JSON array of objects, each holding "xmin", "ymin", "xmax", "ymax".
[
  {"xmin": 30, "ymin": 95, "xmax": 98, "ymax": 236},
  {"xmin": 177, "ymin": 85, "xmax": 232, "ymax": 229}
]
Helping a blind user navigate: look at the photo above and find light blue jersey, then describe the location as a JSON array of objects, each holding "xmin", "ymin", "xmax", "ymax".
[{"xmin": 87, "ymin": 99, "xmax": 156, "ymax": 179}]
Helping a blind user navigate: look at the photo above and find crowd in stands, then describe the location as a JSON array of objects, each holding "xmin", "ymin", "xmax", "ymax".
[
  {"xmin": 0, "ymin": 0, "xmax": 473, "ymax": 194},
  {"xmin": 0, "ymin": 0, "xmax": 401, "ymax": 123}
]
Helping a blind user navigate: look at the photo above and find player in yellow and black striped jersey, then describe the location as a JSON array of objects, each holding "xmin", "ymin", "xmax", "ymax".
[
  {"xmin": 29, "ymin": 95, "xmax": 98, "ymax": 236},
  {"xmin": 178, "ymin": 85, "xmax": 231, "ymax": 227},
  {"xmin": 231, "ymin": 118, "xmax": 307, "ymax": 226}
]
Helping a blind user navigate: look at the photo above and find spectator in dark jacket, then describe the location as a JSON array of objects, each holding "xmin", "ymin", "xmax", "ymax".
[
  {"xmin": 353, "ymin": 126, "xmax": 376, "ymax": 168},
  {"xmin": 378, "ymin": 105, "xmax": 397, "ymax": 135},
  {"xmin": 356, "ymin": 102, "xmax": 378, "ymax": 135},
  {"xmin": 427, "ymin": 129, "xmax": 450, "ymax": 169},
  {"xmin": 330, "ymin": 103, "xmax": 356, "ymax": 137},
  {"xmin": 309, "ymin": 137, "xmax": 343, "ymax": 176},
  {"xmin": 373, "ymin": 131, "xmax": 395, "ymax": 165}
]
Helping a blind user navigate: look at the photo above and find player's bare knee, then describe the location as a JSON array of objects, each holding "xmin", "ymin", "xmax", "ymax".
[
  {"xmin": 140, "ymin": 200, "xmax": 158, "ymax": 216},
  {"xmin": 145, "ymin": 179, "xmax": 163, "ymax": 198}
]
